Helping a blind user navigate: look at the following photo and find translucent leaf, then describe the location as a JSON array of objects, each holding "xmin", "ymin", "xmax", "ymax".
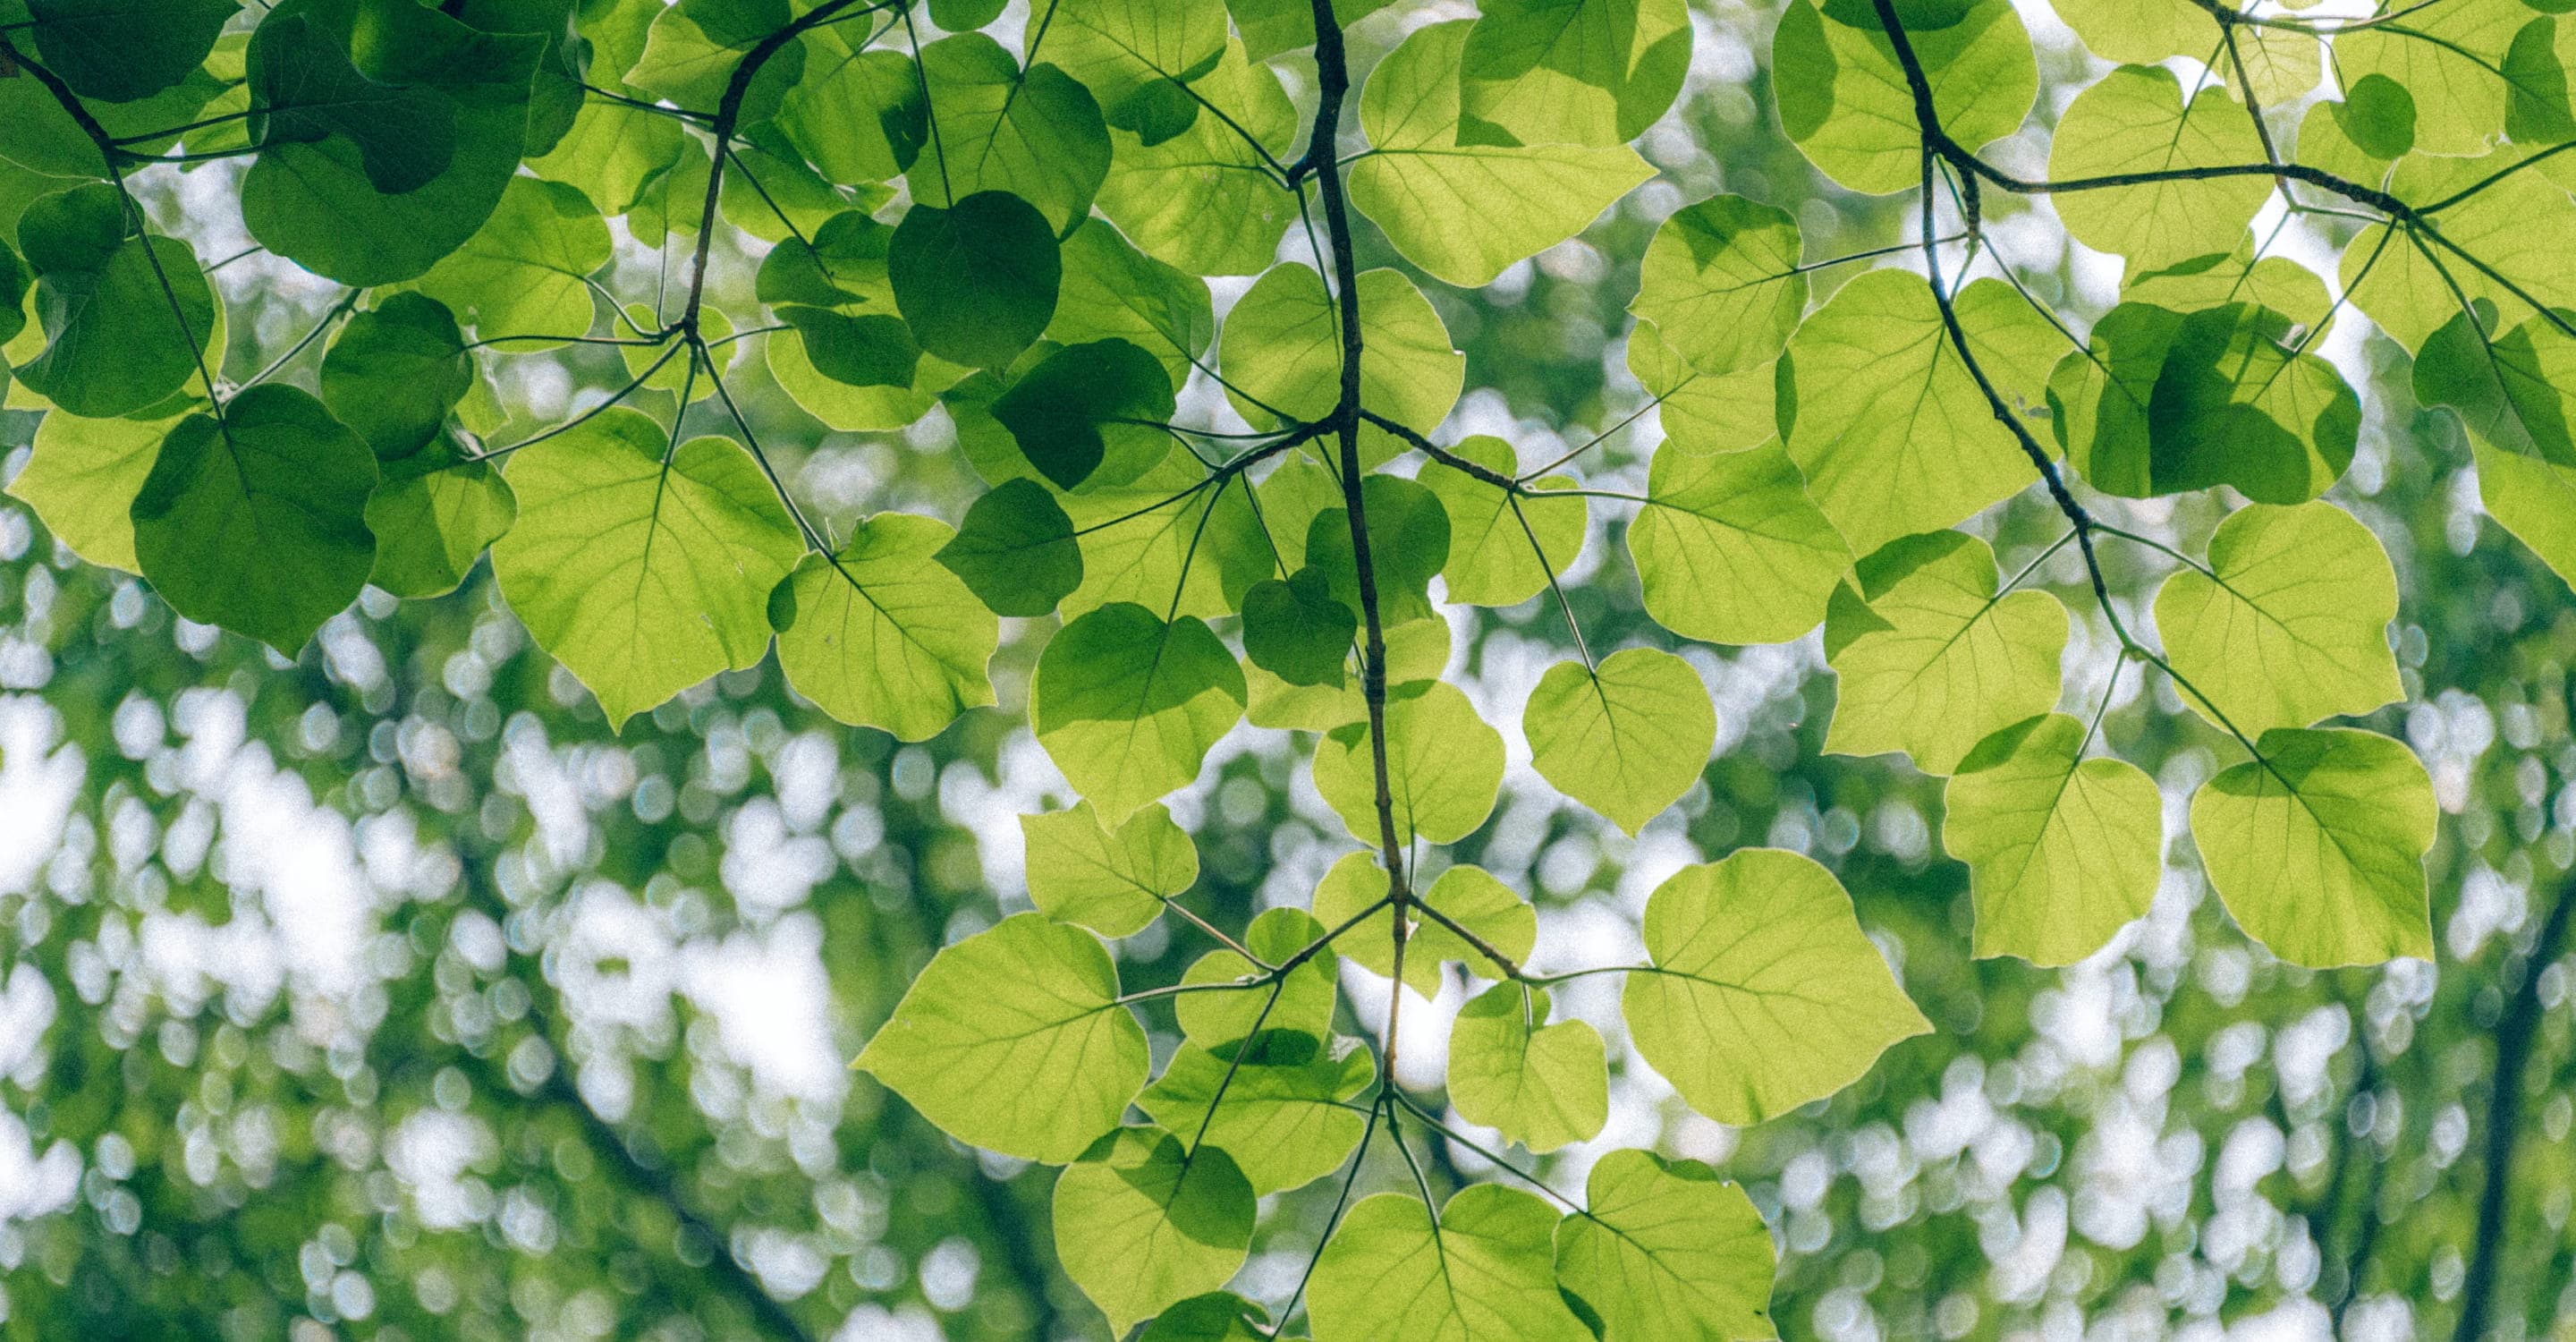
[
  {"xmin": 2336, "ymin": 0, "xmax": 2538, "ymax": 156},
  {"xmin": 319, "ymin": 293, "xmax": 473, "ymax": 460},
  {"xmin": 1308, "ymin": 1187, "xmax": 1591, "ymax": 1342},
  {"xmin": 1302, "ymin": 474, "xmax": 1453, "ymax": 624},
  {"xmin": 1824, "ymin": 531, "xmax": 2065, "ymax": 777},
  {"xmin": 1419, "ymin": 437, "xmax": 1586, "ymax": 609},
  {"xmin": 1242, "ymin": 567, "xmax": 1356, "ymax": 688},
  {"xmin": 1095, "ymin": 38, "xmax": 1298, "ymax": 276},
  {"xmin": 1458, "ymin": 0, "xmax": 1691, "ymax": 147},
  {"xmin": 890, "ymin": 189, "xmax": 1062, "ymax": 371},
  {"xmin": 1174, "ymin": 907, "xmax": 1338, "ymax": 1050},
  {"xmin": 2474, "ymin": 437, "xmax": 2576, "ymax": 588},
  {"xmin": 1140, "ymin": 1293, "xmax": 1270, "ymax": 1342},
  {"xmin": 907, "ymin": 33, "xmax": 1109, "ymax": 234},
  {"xmin": 771, "ymin": 307, "xmax": 912, "ymax": 394},
  {"xmin": 1048, "ymin": 219, "xmax": 1216, "ymax": 393},
  {"xmin": 1943, "ymin": 713, "xmax": 2162, "ymax": 965},
  {"xmin": 1629, "ymin": 194, "xmax": 1807, "ymax": 378},
  {"xmin": 1021, "ymin": 801, "xmax": 1199, "ymax": 938},
  {"xmin": 1219, "ymin": 263, "xmax": 1462, "ymax": 432},
  {"xmin": 2046, "ymin": 64, "xmax": 2271, "ymax": 269},
  {"xmin": 1771, "ymin": 0, "xmax": 2036, "ymax": 195},
  {"xmin": 1032, "ymin": 602, "xmax": 1247, "ymax": 823},
  {"xmin": 492, "ymin": 410, "xmax": 801, "ymax": 730},
  {"xmin": 363, "ymin": 439, "xmax": 516, "ymax": 600},
  {"xmin": 1626, "ymin": 321, "xmax": 1777, "ymax": 454},
  {"xmin": 2050, "ymin": 302, "xmax": 2358, "ymax": 504},
  {"xmin": 1622, "ymin": 849, "xmax": 1930, "ymax": 1125},
  {"xmin": 241, "ymin": 0, "xmax": 543, "ymax": 286},
  {"xmin": 1784, "ymin": 271, "xmax": 2042, "ymax": 555},
  {"xmin": 2153, "ymin": 502, "xmax": 2402, "ymax": 739},
  {"xmin": 1311, "ymin": 683, "xmax": 1504, "ymax": 848},
  {"xmin": 766, "ymin": 327, "xmax": 964, "ymax": 432},
  {"xmin": 1137, "ymin": 1034, "xmax": 1373, "ymax": 1197},
  {"xmin": 1053, "ymin": 1126, "xmax": 1254, "ymax": 1335},
  {"xmin": 1309, "ymin": 856, "xmax": 1533, "ymax": 998},
  {"xmin": 13, "ymin": 183, "xmax": 216, "ymax": 419},
  {"xmin": 25, "ymin": 0, "xmax": 237, "ymax": 103},
  {"xmin": 994, "ymin": 338, "xmax": 1174, "ymax": 488},
  {"xmin": 1044, "ymin": 0, "xmax": 1228, "ymax": 141},
  {"xmin": 1555, "ymin": 1150, "xmax": 1777, "ymax": 1342},
  {"xmin": 2190, "ymin": 728, "xmax": 2436, "ymax": 967},
  {"xmin": 1246, "ymin": 616, "xmax": 1449, "ymax": 732},
  {"xmin": 854, "ymin": 912, "xmax": 1148, "ymax": 1162},
  {"xmin": 937, "ymin": 478, "xmax": 1083, "ymax": 617},
  {"xmin": 779, "ymin": 34, "xmax": 925, "ymax": 186},
  {"xmin": 4, "ymin": 406, "xmax": 176, "ymax": 573},
  {"xmin": 2414, "ymin": 306, "xmax": 2576, "ymax": 467},
  {"xmin": 408, "ymin": 177, "xmax": 609, "ymax": 343},
  {"xmin": 131, "ymin": 384, "xmax": 377, "ymax": 654},
  {"xmin": 1627, "ymin": 439, "xmax": 1851, "ymax": 645},
  {"xmin": 1347, "ymin": 21, "xmax": 1654, "ymax": 288},
  {"xmin": 1225, "ymin": 0, "xmax": 1393, "ymax": 62},
  {"xmin": 2122, "ymin": 248, "xmax": 2333, "ymax": 336},
  {"xmin": 1056, "ymin": 452, "xmax": 1263, "ymax": 619},
  {"xmin": 1527, "ymin": 647, "xmax": 1715, "ymax": 835},
  {"xmin": 250, "ymin": 7, "xmax": 461, "ymax": 194},
  {"xmin": 1447, "ymin": 983, "xmax": 1607, "ymax": 1152},
  {"xmin": 772, "ymin": 514, "xmax": 998, "ymax": 743},
  {"xmin": 2344, "ymin": 150, "xmax": 2576, "ymax": 356}
]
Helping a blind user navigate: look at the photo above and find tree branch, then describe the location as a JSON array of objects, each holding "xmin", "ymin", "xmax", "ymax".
[{"xmin": 2454, "ymin": 872, "xmax": 2576, "ymax": 1342}]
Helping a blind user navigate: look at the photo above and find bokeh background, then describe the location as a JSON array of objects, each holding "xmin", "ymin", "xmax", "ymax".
[{"xmin": 4, "ymin": 1, "xmax": 2573, "ymax": 1339}]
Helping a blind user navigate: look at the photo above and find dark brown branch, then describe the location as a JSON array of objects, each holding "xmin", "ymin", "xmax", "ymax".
[{"xmin": 2455, "ymin": 874, "xmax": 2576, "ymax": 1342}]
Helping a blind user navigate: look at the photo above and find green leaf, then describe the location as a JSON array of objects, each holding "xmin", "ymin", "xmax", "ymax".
[
  {"xmin": 778, "ymin": 34, "xmax": 925, "ymax": 187},
  {"xmin": 13, "ymin": 183, "xmax": 216, "ymax": 419},
  {"xmin": 1347, "ymin": 21, "xmax": 1655, "ymax": 288},
  {"xmin": 1053, "ymin": 1125, "xmax": 1255, "ymax": 1336},
  {"xmin": 131, "ymin": 384, "xmax": 377, "ymax": 655},
  {"xmin": 4, "ymin": 405, "xmax": 175, "ymax": 573},
  {"xmin": 2122, "ymin": 247, "xmax": 2334, "ymax": 336},
  {"xmin": 1627, "ymin": 439, "xmax": 1851, "ymax": 645},
  {"xmin": 1046, "ymin": 0, "xmax": 1228, "ymax": 141},
  {"xmin": 1784, "ymin": 270, "xmax": 2043, "ymax": 555},
  {"xmin": 491, "ymin": 410, "xmax": 801, "ymax": 730},
  {"xmin": 1095, "ymin": 37, "xmax": 1299, "ymax": 276},
  {"xmin": 408, "ymin": 177, "xmax": 609, "ymax": 343},
  {"xmin": 1308, "ymin": 1187, "xmax": 1591, "ymax": 1342},
  {"xmin": 1220, "ymin": 263, "xmax": 1462, "ymax": 432},
  {"xmin": 1055, "ymin": 453, "xmax": 1265, "ymax": 619},
  {"xmin": 2335, "ymin": 0, "xmax": 2537, "ymax": 156},
  {"xmin": 937, "ymin": 478, "xmax": 1083, "ymax": 617},
  {"xmin": 1771, "ymin": 0, "xmax": 2036, "ymax": 195},
  {"xmin": 1312, "ymin": 683, "xmax": 1504, "ymax": 848},
  {"xmin": 2190, "ymin": 728, "xmax": 2436, "ymax": 967},
  {"xmin": 1303, "ymin": 474, "xmax": 1453, "ymax": 624},
  {"xmin": 1458, "ymin": 0, "xmax": 1692, "ymax": 147},
  {"xmin": 26, "ymin": 0, "xmax": 237, "ymax": 103},
  {"xmin": 1247, "ymin": 616, "xmax": 1450, "ymax": 732},
  {"xmin": 1310, "ymin": 855, "xmax": 1534, "ymax": 998},
  {"xmin": 1048, "ymin": 218, "xmax": 1216, "ymax": 394},
  {"xmin": 2414, "ymin": 306, "xmax": 2576, "ymax": 467},
  {"xmin": 319, "ymin": 293, "xmax": 473, "ymax": 460},
  {"xmin": 1629, "ymin": 194, "xmax": 1807, "ymax": 378},
  {"xmin": 1555, "ymin": 1150, "xmax": 1777, "ymax": 1342},
  {"xmin": 1242, "ymin": 567, "xmax": 1357, "ymax": 688},
  {"xmin": 773, "ymin": 513, "xmax": 998, "ymax": 743},
  {"xmin": 363, "ymin": 438, "xmax": 516, "ymax": 599},
  {"xmin": 2046, "ymin": 65, "xmax": 2272, "ymax": 268},
  {"xmin": 1174, "ymin": 907, "xmax": 1338, "ymax": 1050},
  {"xmin": 755, "ymin": 208, "xmax": 895, "ymax": 312},
  {"xmin": 2337, "ymin": 73, "xmax": 2419, "ymax": 160},
  {"xmin": 1823, "ymin": 531, "xmax": 2066, "ymax": 777},
  {"xmin": 1419, "ymin": 437, "xmax": 1586, "ymax": 609},
  {"xmin": 993, "ymin": 338, "xmax": 1174, "ymax": 488},
  {"xmin": 2153, "ymin": 502, "xmax": 2402, "ymax": 739},
  {"xmin": 765, "ymin": 327, "xmax": 966, "ymax": 432},
  {"xmin": 1032, "ymin": 602, "xmax": 1247, "ymax": 823},
  {"xmin": 908, "ymin": 33, "xmax": 1109, "ymax": 234},
  {"xmin": 530, "ymin": 98, "xmax": 699, "ymax": 226},
  {"xmin": 1943, "ymin": 713, "xmax": 2163, "ymax": 966},
  {"xmin": 1021, "ymin": 801, "xmax": 1199, "ymax": 938},
  {"xmin": 1627, "ymin": 320, "xmax": 1778, "ymax": 454},
  {"xmin": 2474, "ymin": 436, "xmax": 2576, "ymax": 588},
  {"xmin": 1137, "ymin": 1034, "xmax": 1374, "ymax": 1197},
  {"xmin": 1447, "ymin": 983, "xmax": 1607, "ymax": 1152},
  {"xmin": 774, "ymin": 308, "xmax": 918, "ymax": 391},
  {"xmin": 2344, "ymin": 150, "xmax": 2576, "ymax": 356},
  {"xmin": 241, "ymin": 0, "xmax": 544, "ymax": 287},
  {"xmin": 1225, "ymin": 0, "xmax": 1394, "ymax": 62},
  {"xmin": 890, "ymin": 190, "xmax": 1063, "ymax": 371},
  {"xmin": 626, "ymin": 0, "xmax": 801, "ymax": 115},
  {"xmin": 855, "ymin": 911, "xmax": 1148, "ymax": 1162},
  {"xmin": 2050, "ymin": 302, "xmax": 2359, "ymax": 504},
  {"xmin": 1527, "ymin": 647, "xmax": 1715, "ymax": 835},
  {"xmin": 248, "ymin": 8, "xmax": 459, "ymax": 195},
  {"xmin": 1141, "ymin": 1294, "xmax": 1271, "ymax": 1342},
  {"xmin": 1623, "ymin": 849, "xmax": 1930, "ymax": 1125}
]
